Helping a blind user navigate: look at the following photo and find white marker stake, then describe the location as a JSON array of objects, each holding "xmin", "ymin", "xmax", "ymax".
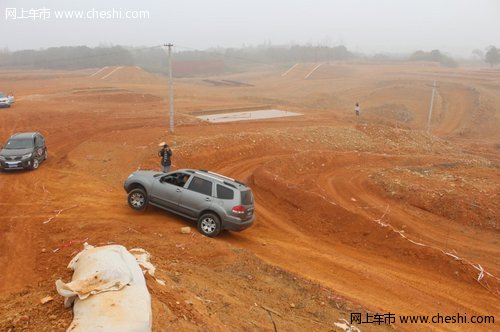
[
  {"xmin": 101, "ymin": 66, "xmax": 123, "ymax": 80},
  {"xmin": 281, "ymin": 63, "xmax": 299, "ymax": 77},
  {"xmin": 304, "ymin": 63, "xmax": 322, "ymax": 79},
  {"xmin": 89, "ymin": 66, "xmax": 108, "ymax": 78}
]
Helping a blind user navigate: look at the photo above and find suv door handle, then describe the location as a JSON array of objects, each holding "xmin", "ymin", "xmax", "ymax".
[
  {"xmin": 176, "ymin": 188, "xmax": 181, "ymax": 192},
  {"xmin": 205, "ymin": 197, "xmax": 211, "ymax": 201}
]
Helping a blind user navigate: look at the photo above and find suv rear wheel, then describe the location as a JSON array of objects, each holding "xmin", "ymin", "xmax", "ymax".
[
  {"xmin": 197, "ymin": 213, "xmax": 221, "ymax": 237},
  {"xmin": 128, "ymin": 188, "xmax": 148, "ymax": 211}
]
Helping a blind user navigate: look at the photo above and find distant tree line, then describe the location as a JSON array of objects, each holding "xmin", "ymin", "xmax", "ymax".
[
  {"xmin": 0, "ymin": 46, "xmax": 135, "ymax": 69},
  {"xmin": 223, "ymin": 44, "xmax": 354, "ymax": 63},
  {"xmin": 0, "ymin": 44, "xmax": 357, "ymax": 73},
  {"xmin": 5, "ymin": 44, "xmax": 500, "ymax": 73}
]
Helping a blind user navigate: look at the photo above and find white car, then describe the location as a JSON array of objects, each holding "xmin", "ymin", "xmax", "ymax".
[{"xmin": 0, "ymin": 92, "xmax": 13, "ymax": 107}]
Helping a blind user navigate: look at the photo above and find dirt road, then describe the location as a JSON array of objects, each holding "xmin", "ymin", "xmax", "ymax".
[{"xmin": 0, "ymin": 64, "xmax": 498, "ymax": 331}]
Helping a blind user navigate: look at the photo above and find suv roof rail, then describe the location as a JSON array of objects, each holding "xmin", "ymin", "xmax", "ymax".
[
  {"xmin": 197, "ymin": 172, "xmax": 227, "ymax": 184},
  {"xmin": 234, "ymin": 179, "xmax": 246, "ymax": 186},
  {"xmin": 209, "ymin": 170, "xmax": 247, "ymax": 187},
  {"xmin": 196, "ymin": 169, "xmax": 247, "ymax": 188},
  {"xmin": 222, "ymin": 181, "xmax": 237, "ymax": 188},
  {"xmin": 204, "ymin": 170, "xmax": 235, "ymax": 181}
]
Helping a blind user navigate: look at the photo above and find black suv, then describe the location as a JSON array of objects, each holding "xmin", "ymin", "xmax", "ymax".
[{"xmin": 0, "ymin": 132, "xmax": 48, "ymax": 170}]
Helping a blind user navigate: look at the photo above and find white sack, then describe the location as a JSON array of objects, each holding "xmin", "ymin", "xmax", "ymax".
[{"xmin": 56, "ymin": 244, "xmax": 152, "ymax": 332}]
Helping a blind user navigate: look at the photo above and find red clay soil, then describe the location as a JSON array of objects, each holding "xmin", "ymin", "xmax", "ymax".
[{"xmin": 0, "ymin": 64, "xmax": 498, "ymax": 331}]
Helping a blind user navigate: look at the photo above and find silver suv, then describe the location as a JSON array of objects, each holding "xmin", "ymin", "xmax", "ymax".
[{"xmin": 124, "ymin": 169, "xmax": 255, "ymax": 237}]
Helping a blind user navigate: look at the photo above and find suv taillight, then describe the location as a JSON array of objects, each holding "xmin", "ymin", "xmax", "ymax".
[{"xmin": 232, "ymin": 205, "xmax": 246, "ymax": 216}]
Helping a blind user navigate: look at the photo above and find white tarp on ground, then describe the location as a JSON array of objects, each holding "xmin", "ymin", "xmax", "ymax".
[
  {"xmin": 56, "ymin": 244, "xmax": 152, "ymax": 332},
  {"xmin": 197, "ymin": 109, "xmax": 302, "ymax": 123}
]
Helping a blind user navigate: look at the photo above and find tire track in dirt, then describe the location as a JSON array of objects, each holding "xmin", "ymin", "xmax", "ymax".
[
  {"xmin": 0, "ymin": 109, "xmax": 165, "ymax": 293},
  {"xmin": 433, "ymin": 84, "xmax": 475, "ymax": 136},
  {"xmin": 320, "ymin": 153, "xmax": 499, "ymax": 266},
  {"xmin": 217, "ymin": 151, "xmax": 499, "ymax": 327},
  {"xmin": 0, "ymin": 169, "xmax": 50, "ymax": 293}
]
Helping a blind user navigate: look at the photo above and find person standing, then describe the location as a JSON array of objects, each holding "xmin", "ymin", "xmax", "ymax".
[
  {"xmin": 355, "ymin": 102, "xmax": 361, "ymax": 117},
  {"xmin": 158, "ymin": 143, "xmax": 172, "ymax": 173}
]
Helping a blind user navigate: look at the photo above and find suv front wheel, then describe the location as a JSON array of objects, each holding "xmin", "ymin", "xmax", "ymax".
[
  {"xmin": 197, "ymin": 213, "xmax": 221, "ymax": 237},
  {"xmin": 128, "ymin": 188, "xmax": 148, "ymax": 211}
]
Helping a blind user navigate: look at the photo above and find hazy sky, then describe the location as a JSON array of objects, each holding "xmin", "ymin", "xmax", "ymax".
[{"xmin": 1, "ymin": 0, "xmax": 499, "ymax": 56}]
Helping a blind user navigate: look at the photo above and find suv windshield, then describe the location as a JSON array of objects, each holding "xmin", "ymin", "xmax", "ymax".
[
  {"xmin": 241, "ymin": 190, "xmax": 253, "ymax": 205},
  {"xmin": 5, "ymin": 138, "xmax": 33, "ymax": 149},
  {"xmin": 0, "ymin": 92, "xmax": 6, "ymax": 98}
]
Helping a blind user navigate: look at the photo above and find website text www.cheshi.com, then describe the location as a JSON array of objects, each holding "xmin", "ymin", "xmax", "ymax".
[
  {"xmin": 5, "ymin": 7, "xmax": 150, "ymax": 21},
  {"xmin": 350, "ymin": 312, "xmax": 495, "ymax": 326}
]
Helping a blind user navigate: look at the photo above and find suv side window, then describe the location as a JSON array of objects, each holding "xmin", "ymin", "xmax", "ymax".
[
  {"xmin": 162, "ymin": 172, "xmax": 184, "ymax": 186},
  {"xmin": 217, "ymin": 184, "xmax": 234, "ymax": 200},
  {"xmin": 188, "ymin": 176, "xmax": 213, "ymax": 196},
  {"xmin": 35, "ymin": 135, "xmax": 43, "ymax": 147},
  {"xmin": 241, "ymin": 190, "xmax": 254, "ymax": 205}
]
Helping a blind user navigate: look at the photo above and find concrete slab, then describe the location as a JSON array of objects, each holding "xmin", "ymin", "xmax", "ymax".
[{"xmin": 197, "ymin": 109, "xmax": 302, "ymax": 123}]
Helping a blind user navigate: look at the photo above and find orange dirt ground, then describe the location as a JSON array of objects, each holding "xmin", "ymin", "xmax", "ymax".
[{"xmin": 0, "ymin": 63, "xmax": 498, "ymax": 331}]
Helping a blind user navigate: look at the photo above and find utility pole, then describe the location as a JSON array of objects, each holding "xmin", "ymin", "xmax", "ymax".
[
  {"xmin": 164, "ymin": 43, "xmax": 174, "ymax": 133},
  {"xmin": 426, "ymin": 81, "xmax": 437, "ymax": 134}
]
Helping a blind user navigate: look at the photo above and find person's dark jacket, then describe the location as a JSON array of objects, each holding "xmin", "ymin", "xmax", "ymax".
[{"xmin": 159, "ymin": 148, "xmax": 172, "ymax": 166}]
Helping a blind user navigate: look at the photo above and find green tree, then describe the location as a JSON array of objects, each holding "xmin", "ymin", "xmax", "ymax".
[{"xmin": 485, "ymin": 46, "xmax": 500, "ymax": 67}]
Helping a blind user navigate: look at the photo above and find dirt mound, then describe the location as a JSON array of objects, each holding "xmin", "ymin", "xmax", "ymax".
[
  {"xmin": 365, "ymin": 103, "xmax": 414, "ymax": 123},
  {"xmin": 202, "ymin": 79, "xmax": 254, "ymax": 87},
  {"xmin": 0, "ymin": 70, "xmax": 85, "ymax": 82},
  {"xmin": 369, "ymin": 163, "xmax": 499, "ymax": 229},
  {"xmin": 0, "ymin": 238, "xmax": 371, "ymax": 331},
  {"xmin": 280, "ymin": 63, "xmax": 320, "ymax": 79},
  {"xmin": 90, "ymin": 66, "xmax": 162, "ymax": 84},
  {"xmin": 64, "ymin": 91, "xmax": 163, "ymax": 103},
  {"xmin": 306, "ymin": 64, "xmax": 357, "ymax": 80}
]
